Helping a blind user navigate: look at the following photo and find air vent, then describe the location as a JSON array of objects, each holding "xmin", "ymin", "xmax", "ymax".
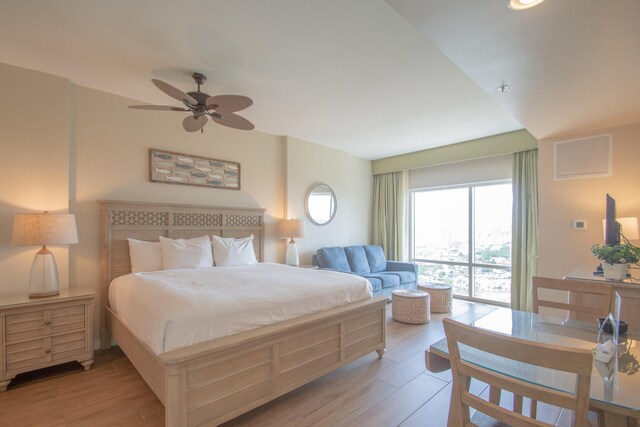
[{"xmin": 553, "ymin": 134, "xmax": 612, "ymax": 180}]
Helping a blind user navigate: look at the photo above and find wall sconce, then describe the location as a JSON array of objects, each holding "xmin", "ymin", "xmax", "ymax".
[
  {"xmin": 277, "ymin": 219, "xmax": 307, "ymax": 266},
  {"xmin": 12, "ymin": 212, "xmax": 78, "ymax": 297}
]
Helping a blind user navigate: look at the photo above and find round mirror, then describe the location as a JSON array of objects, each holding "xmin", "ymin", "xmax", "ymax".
[{"xmin": 305, "ymin": 183, "xmax": 337, "ymax": 226}]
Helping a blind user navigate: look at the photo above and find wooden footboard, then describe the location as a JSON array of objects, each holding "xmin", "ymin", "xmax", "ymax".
[{"xmin": 106, "ymin": 297, "xmax": 387, "ymax": 427}]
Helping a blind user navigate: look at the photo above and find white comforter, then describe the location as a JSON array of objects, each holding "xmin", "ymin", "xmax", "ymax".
[{"xmin": 109, "ymin": 262, "xmax": 372, "ymax": 354}]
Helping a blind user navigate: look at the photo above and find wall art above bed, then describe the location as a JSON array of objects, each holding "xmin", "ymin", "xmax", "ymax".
[{"xmin": 149, "ymin": 148, "xmax": 240, "ymax": 190}]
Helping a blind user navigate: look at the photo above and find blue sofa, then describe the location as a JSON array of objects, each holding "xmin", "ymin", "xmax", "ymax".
[{"xmin": 313, "ymin": 245, "xmax": 417, "ymax": 297}]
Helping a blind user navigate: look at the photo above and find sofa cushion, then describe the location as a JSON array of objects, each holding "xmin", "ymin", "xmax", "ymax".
[
  {"xmin": 361, "ymin": 272, "xmax": 400, "ymax": 289},
  {"xmin": 316, "ymin": 247, "xmax": 351, "ymax": 272},
  {"xmin": 363, "ymin": 276, "xmax": 382, "ymax": 293},
  {"xmin": 386, "ymin": 270, "xmax": 416, "ymax": 284},
  {"xmin": 344, "ymin": 246, "xmax": 371, "ymax": 274},
  {"xmin": 363, "ymin": 245, "xmax": 387, "ymax": 273},
  {"xmin": 385, "ymin": 271, "xmax": 416, "ymax": 285}
]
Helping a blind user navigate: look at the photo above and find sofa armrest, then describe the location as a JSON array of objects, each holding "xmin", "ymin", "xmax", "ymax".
[{"xmin": 386, "ymin": 260, "xmax": 418, "ymax": 275}]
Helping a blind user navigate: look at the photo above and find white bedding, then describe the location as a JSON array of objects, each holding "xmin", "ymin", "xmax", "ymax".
[{"xmin": 108, "ymin": 262, "xmax": 372, "ymax": 354}]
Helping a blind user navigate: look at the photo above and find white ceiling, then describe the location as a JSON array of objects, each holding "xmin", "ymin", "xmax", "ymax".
[
  {"xmin": 0, "ymin": 1, "xmax": 637, "ymax": 160},
  {"xmin": 387, "ymin": 0, "xmax": 640, "ymax": 141}
]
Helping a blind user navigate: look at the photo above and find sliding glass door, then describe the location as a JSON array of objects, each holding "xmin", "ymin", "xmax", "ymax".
[{"xmin": 410, "ymin": 182, "xmax": 512, "ymax": 304}]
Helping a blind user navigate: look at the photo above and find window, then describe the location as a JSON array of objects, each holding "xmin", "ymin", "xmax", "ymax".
[{"xmin": 410, "ymin": 182, "xmax": 512, "ymax": 304}]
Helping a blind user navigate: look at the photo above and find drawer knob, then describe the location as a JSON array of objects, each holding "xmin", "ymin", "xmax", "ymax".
[
  {"xmin": 44, "ymin": 321, "xmax": 51, "ymax": 325},
  {"xmin": 45, "ymin": 348, "xmax": 51, "ymax": 354}
]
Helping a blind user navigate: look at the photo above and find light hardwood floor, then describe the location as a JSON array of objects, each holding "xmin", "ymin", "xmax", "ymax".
[{"xmin": 0, "ymin": 300, "xmax": 592, "ymax": 426}]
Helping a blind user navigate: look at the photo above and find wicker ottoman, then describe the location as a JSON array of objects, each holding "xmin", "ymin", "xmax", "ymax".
[
  {"xmin": 417, "ymin": 283, "xmax": 452, "ymax": 313},
  {"xmin": 392, "ymin": 290, "xmax": 430, "ymax": 324}
]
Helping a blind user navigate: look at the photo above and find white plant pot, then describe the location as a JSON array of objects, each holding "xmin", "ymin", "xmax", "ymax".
[{"xmin": 601, "ymin": 263, "xmax": 628, "ymax": 281}]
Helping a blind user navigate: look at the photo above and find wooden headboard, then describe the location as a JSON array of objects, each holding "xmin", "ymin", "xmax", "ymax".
[{"xmin": 97, "ymin": 199, "xmax": 265, "ymax": 348}]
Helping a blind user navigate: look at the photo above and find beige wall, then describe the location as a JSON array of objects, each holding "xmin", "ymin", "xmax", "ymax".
[
  {"xmin": 0, "ymin": 63, "xmax": 373, "ymax": 348},
  {"xmin": 0, "ymin": 63, "xmax": 71, "ymax": 294},
  {"xmin": 284, "ymin": 137, "xmax": 372, "ymax": 265},
  {"xmin": 538, "ymin": 122, "xmax": 640, "ymax": 279}
]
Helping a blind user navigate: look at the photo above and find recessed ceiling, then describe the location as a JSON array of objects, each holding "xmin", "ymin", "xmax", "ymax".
[
  {"xmin": 0, "ymin": 0, "xmax": 522, "ymax": 160},
  {"xmin": 4, "ymin": 2, "xmax": 634, "ymax": 160}
]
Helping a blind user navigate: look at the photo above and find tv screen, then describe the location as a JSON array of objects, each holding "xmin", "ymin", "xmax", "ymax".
[{"xmin": 605, "ymin": 193, "xmax": 620, "ymax": 246}]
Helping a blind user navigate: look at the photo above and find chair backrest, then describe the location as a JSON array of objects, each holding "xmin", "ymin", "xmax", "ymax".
[
  {"xmin": 443, "ymin": 318, "xmax": 593, "ymax": 427},
  {"xmin": 532, "ymin": 276, "xmax": 613, "ymax": 322}
]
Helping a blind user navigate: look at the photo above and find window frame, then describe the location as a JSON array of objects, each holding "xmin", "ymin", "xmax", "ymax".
[{"xmin": 409, "ymin": 179, "xmax": 512, "ymax": 307}]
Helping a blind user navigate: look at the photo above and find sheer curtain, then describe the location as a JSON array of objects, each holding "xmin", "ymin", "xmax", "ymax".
[
  {"xmin": 372, "ymin": 171, "xmax": 408, "ymax": 261},
  {"xmin": 511, "ymin": 149, "xmax": 539, "ymax": 311}
]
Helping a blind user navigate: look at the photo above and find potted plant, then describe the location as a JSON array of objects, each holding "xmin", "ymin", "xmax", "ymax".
[{"xmin": 591, "ymin": 243, "xmax": 640, "ymax": 280}]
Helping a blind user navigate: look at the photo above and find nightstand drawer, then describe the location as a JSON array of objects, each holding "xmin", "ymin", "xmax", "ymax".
[
  {"xmin": 5, "ymin": 312, "xmax": 45, "ymax": 343},
  {"xmin": 6, "ymin": 339, "xmax": 49, "ymax": 371},
  {"xmin": 52, "ymin": 331, "xmax": 85, "ymax": 361},
  {"xmin": 51, "ymin": 305, "xmax": 85, "ymax": 334}
]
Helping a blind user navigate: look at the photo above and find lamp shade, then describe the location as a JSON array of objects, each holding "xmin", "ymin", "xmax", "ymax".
[
  {"xmin": 277, "ymin": 219, "xmax": 307, "ymax": 239},
  {"xmin": 601, "ymin": 217, "xmax": 640, "ymax": 241},
  {"xmin": 12, "ymin": 212, "xmax": 79, "ymax": 246}
]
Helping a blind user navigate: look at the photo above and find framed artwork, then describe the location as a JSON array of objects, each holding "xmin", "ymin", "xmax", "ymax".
[{"xmin": 149, "ymin": 149, "xmax": 240, "ymax": 190}]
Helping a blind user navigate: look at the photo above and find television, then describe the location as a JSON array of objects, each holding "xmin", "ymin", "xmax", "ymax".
[{"xmin": 605, "ymin": 193, "xmax": 621, "ymax": 246}]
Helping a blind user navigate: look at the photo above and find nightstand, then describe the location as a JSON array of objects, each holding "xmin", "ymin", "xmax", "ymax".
[{"xmin": 0, "ymin": 288, "xmax": 95, "ymax": 391}]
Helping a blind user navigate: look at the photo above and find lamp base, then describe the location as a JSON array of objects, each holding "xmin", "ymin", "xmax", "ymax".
[
  {"xmin": 285, "ymin": 241, "xmax": 300, "ymax": 267},
  {"xmin": 29, "ymin": 249, "xmax": 60, "ymax": 298}
]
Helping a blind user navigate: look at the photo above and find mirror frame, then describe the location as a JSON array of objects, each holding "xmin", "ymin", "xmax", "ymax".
[{"xmin": 305, "ymin": 183, "xmax": 337, "ymax": 226}]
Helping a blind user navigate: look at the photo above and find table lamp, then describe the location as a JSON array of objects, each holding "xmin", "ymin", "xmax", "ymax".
[
  {"xmin": 277, "ymin": 219, "xmax": 307, "ymax": 266},
  {"xmin": 12, "ymin": 212, "xmax": 78, "ymax": 297}
]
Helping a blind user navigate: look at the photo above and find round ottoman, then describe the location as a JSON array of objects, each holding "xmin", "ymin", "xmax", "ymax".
[
  {"xmin": 392, "ymin": 289, "xmax": 430, "ymax": 324},
  {"xmin": 417, "ymin": 283, "xmax": 452, "ymax": 313}
]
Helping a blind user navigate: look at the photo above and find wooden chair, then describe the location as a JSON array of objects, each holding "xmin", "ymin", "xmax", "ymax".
[
  {"xmin": 443, "ymin": 318, "xmax": 593, "ymax": 427},
  {"xmin": 532, "ymin": 276, "xmax": 613, "ymax": 323},
  {"xmin": 531, "ymin": 276, "xmax": 611, "ymax": 427}
]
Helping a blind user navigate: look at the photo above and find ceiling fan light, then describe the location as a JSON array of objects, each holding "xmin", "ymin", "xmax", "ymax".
[{"xmin": 508, "ymin": 0, "xmax": 545, "ymax": 10}]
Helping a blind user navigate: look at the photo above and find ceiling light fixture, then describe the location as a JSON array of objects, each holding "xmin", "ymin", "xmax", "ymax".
[
  {"xmin": 508, "ymin": 0, "xmax": 545, "ymax": 10},
  {"xmin": 497, "ymin": 84, "xmax": 509, "ymax": 93}
]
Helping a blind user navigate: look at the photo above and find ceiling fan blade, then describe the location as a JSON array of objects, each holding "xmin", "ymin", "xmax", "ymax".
[
  {"xmin": 128, "ymin": 105, "xmax": 190, "ymax": 111},
  {"xmin": 152, "ymin": 79, "xmax": 198, "ymax": 106},
  {"xmin": 183, "ymin": 115, "xmax": 208, "ymax": 132},
  {"xmin": 211, "ymin": 112, "xmax": 255, "ymax": 130},
  {"xmin": 206, "ymin": 95, "xmax": 253, "ymax": 113}
]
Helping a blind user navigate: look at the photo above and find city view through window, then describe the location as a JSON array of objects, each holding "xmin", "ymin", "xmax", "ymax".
[{"xmin": 411, "ymin": 183, "xmax": 512, "ymax": 304}]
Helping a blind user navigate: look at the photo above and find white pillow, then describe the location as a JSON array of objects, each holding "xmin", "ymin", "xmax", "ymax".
[
  {"xmin": 127, "ymin": 238, "xmax": 163, "ymax": 273},
  {"xmin": 211, "ymin": 234, "xmax": 257, "ymax": 267},
  {"xmin": 159, "ymin": 235, "xmax": 213, "ymax": 269}
]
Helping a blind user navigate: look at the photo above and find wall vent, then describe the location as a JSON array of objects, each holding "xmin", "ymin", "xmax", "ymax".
[{"xmin": 553, "ymin": 134, "xmax": 612, "ymax": 180}]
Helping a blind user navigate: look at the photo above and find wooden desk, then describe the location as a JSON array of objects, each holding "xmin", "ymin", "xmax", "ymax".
[
  {"xmin": 565, "ymin": 266, "xmax": 640, "ymax": 330},
  {"xmin": 426, "ymin": 308, "xmax": 640, "ymax": 426}
]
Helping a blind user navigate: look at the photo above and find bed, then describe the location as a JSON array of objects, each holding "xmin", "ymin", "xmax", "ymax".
[{"xmin": 98, "ymin": 200, "xmax": 387, "ymax": 427}]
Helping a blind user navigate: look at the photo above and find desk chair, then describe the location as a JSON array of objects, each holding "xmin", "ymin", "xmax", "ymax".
[
  {"xmin": 532, "ymin": 276, "xmax": 613, "ymax": 322},
  {"xmin": 443, "ymin": 318, "xmax": 593, "ymax": 427}
]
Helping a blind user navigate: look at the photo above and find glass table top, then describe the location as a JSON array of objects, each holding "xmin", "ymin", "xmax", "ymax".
[{"xmin": 430, "ymin": 308, "xmax": 640, "ymax": 412}]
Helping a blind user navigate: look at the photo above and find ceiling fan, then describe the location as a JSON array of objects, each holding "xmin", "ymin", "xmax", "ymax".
[{"xmin": 129, "ymin": 73, "xmax": 254, "ymax": 133}]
